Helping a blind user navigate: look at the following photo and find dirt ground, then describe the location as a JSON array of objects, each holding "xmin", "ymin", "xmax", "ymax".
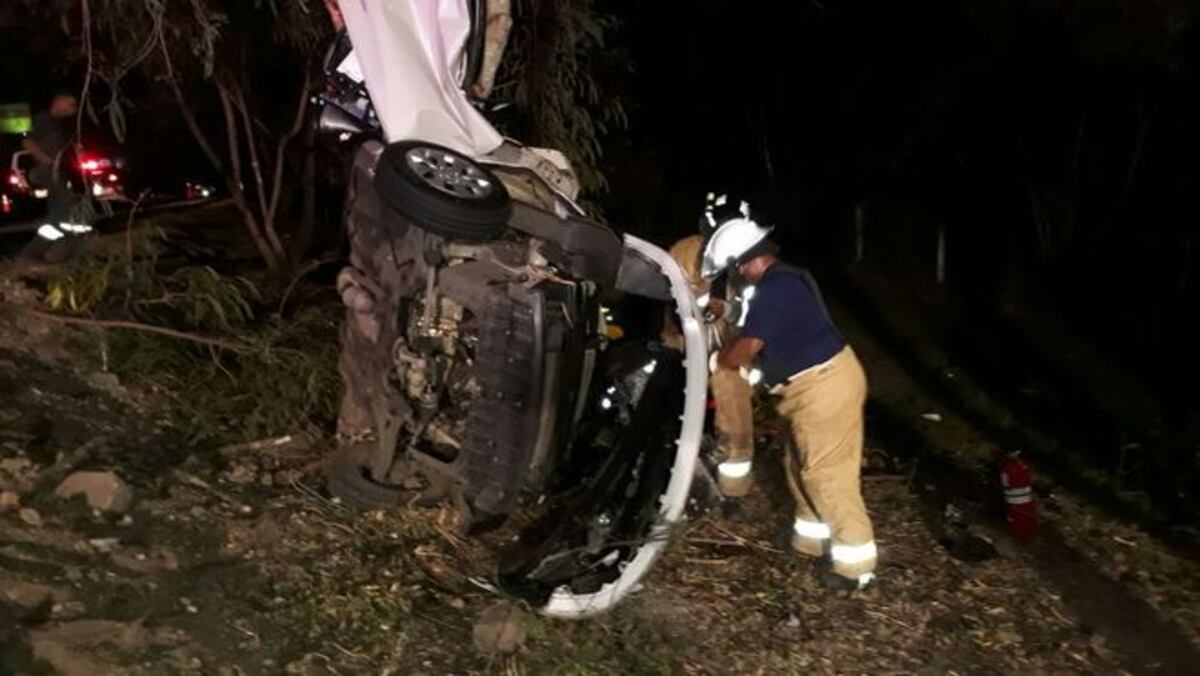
[{"xmin": 2, "ymin": 275, "xmax": 1199, "ymax": 674}]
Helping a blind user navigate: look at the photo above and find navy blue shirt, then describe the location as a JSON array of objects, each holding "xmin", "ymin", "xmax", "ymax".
[{"xmin": 740, "ymin": 264, "xmax": 845, "ymax": 386}]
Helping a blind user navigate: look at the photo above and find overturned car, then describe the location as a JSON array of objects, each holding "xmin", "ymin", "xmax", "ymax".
[{"xmin": 320, "ymin": 0, "xmax": 707, "ymax": 617}]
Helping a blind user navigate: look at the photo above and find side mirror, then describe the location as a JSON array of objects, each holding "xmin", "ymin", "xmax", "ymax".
[{"xmin": 317, "ymin": 104, "xmax": 367, "ymax": 137}]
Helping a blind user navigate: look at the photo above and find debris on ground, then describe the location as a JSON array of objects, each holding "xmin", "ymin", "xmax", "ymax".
[
  {"xmin": 1, "ymin": 455, "xmax": 37, "ymax": 493},
  {"xmin": 54, "ymin": 471, "xmax": 133, "ymax": 512},
  {"xmin": 0, "ymin": 489, "xmax": 19, "ymax": 511},
  {"xmin": 939, "ymin": 524, "xmax": 1001, "ymax": 562},
  {"xmin": 109, "ymin": 547, "xmax": 180, "ymax": 574},
  {"xmin": 472, "ymin": 601, "xmax": 528, "ymax": 655},
  {"xmin": 0, "ymin": 575, "xmax": 68, "ymax": 609},
  {"xmin": 28, "ymin": 619, "xmax": 191, "ymax": 676},
  {"xmin": 18, "ymin": 506, "xmax": 42, "ymax": 526}
]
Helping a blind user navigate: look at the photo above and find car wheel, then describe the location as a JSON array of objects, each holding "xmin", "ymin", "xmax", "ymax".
[
  {"xmin": 375, "ymin": 141, "xmax": 511, "ymax": 241},
  {"xmin": 325, "ymin": 440, "xmax": 408, "ymax": 509}
]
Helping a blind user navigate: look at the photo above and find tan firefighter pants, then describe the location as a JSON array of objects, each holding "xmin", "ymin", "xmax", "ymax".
[
  {"xmin": 777, "ymin": 346, "xmax": 876, "ymax": 579},
  {"xmin": 664, "ymin": 320, "xmax": 756, "ymax": 496},
  {"xmin": 710, "ymin": 365, "xmax": 755, "ymax": 496}
]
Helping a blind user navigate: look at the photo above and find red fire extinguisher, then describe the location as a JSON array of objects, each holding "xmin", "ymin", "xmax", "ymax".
[{"xmin": 1000, "ymin": 451, "xmax": 1037, "ymax": 541}]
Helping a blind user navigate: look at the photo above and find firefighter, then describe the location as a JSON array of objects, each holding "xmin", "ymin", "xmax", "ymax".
[
  {"xmin": 703, "ymin": 216, "xmax": 876, "ymax": 591},
  {"xmin": 662, "ymin": 193, "xmax": 756, "ymax": 500},
  {"xmin": 19, "ymin": 89, "xmax": 87, "ymax": 263}
]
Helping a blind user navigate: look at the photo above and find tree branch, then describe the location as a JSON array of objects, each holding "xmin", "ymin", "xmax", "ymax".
[
  {"xmin": 232, "ymin": 85, "xmax": 286, "ymax": 261},
  {"xmin": 160, "ymin": 36, "xmax": 224, "ymax": 175},
  {"xmin": 217, "ymin": 84, "xmax": 247, "ymax": 207},
  {"xmin": 266, "ymin": 67, "xmax": 312, "ymax": 235},
  {"xmin": 9, "ymin": 306, "xmax": 302, "ymax": 357},
  {"xmin": 76, "ymin": 0, "xmax": 94, "ymax": 148},
  {"xmin": 232, "ymin": 85, "xmax": 272, "ymax": 230},
  {"xmin": 219, "ymin": 82, "xmax": 280, "ymax": 270}
]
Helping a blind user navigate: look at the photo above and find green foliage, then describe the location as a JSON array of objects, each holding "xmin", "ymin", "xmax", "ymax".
[
  {"xmin": 43, "ymin": 228, "xmax": 340, "ymax": 446},
  {"xmin": 108, "ymin": 305, "xmax": 339, "ymax": 446},
  {"xmin": 157, "ymin": 266, "xmax": 260, "ymax": 333},
  {"xmin": 497, "ymin": 0, "xmax": 631, "ymax": 197},
  {"xmin": 46, "ymin": 258, "xmax": 113, "ymax": 314},
  {"xmin": 62, "ymin": 0, "xmax": 313, "ymax": 142}
]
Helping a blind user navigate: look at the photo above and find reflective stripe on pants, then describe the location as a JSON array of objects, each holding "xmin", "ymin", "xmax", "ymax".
[
  {"xmin": 791, "ymin": 516, "xmax": 830, "ymax": 557},
  {"xmin": 778, "ymin": 346, "xmax": 876, "ymax": 578},
  {"xmin": 37, "ymin": 224, "xmax": 65, "ymax": 241}
]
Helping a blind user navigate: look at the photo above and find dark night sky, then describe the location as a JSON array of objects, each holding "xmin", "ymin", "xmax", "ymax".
[
  {"xmin": 606, "ymin": 1, "xmax": 1196, "ymax": 243},
  {"xmin": 601, "ymin": 0, "xmax": 1198, "ymax": 431}
]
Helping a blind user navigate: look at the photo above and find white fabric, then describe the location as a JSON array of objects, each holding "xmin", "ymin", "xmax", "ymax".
[
  {"xmin": 37, "ymin": 224, "xmax": 64, "ymax": 241},
  {"xmin": 337, "ymin": 0, "xmax": 503, "ymax": 156},
  {"xmin": 831, "ymin": 541, "xmax": 878, "ymax": 565},
  {"xmin": 793, "ymin": 518, "xmax": 831, "ymax": 540},
  {"xmin": 717, "ymin": 460, "xmax": 752, "ymax": 479}
]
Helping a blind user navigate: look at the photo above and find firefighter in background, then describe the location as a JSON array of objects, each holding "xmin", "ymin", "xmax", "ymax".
[
  {"xmin": 704, "ymin": 216, "xmax": 876, "ymax": 591},
  {"xmin": 662, "ymin": 193, "xmax": 756, "ymax": 499},
  {"xmin": 20, "ymin": 89, "xmax": 87, "ymax": 262}
]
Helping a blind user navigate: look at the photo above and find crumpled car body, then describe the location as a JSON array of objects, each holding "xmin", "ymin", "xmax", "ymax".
[{"xmin": 325, "ymin": 0, "xmax": 706, "ymax": 617}]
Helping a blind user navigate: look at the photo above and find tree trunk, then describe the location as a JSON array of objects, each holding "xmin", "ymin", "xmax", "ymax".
[
  {"xmin": 523, "ymin": 0, "xmax": 559, "ymax": 147},
  {"xmin": 294, "ymin": 127, "xmax": 318, "ymax": 265},
  {"xmin": 217, "ymin": 82, "xmax": 282, "ymax": 271},
  {"xmin": 263, "ymin": 68, "xmax": 312, "ymax": 264}
]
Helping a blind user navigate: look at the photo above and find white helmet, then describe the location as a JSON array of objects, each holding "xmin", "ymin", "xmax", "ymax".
[{"xmin": 701, "ymin": 217, "xmax": 773, "ymax": 278}]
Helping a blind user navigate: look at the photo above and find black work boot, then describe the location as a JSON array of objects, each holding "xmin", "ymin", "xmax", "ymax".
[
  {"xmin": 820, "ymin": 571, "xmax": 875, "ymax": 592},
  {"xmin": 721, "ymin": 498, "xmax": 749, "ymax": 523}
]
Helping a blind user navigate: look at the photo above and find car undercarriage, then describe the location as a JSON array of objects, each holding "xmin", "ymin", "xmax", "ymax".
[{"xmin": 323, "ymin": 134, "xmax": 707, "ymax": 616}]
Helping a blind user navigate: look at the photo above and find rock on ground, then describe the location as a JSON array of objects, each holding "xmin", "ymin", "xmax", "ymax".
[
  {"xmin": 0, "ymin": 575, "xmax": 69, "ymax": 608},
  {"xmin": 472, "ymin": 601, "xmax": 527, "ymax": 655},
  {"xmin": 54, "ymin": 471, "xmax": 133, "ymax": 513},
  {"xmin": 28, "ymin": 619, "xmax": 184, "ymax": 676},
  {"xmin": 19, "ymin": 507, "xmax": 42, "ymax": 526},
  {"xmin": 0, "ymin": 489, "xmax": 19, "ymax": 512}
]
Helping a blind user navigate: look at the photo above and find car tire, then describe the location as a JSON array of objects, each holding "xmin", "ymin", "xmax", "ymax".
[
  {"xmin": 325, "ymin": 440, "xmax": 408, "ymax": 509},
  {"xmin": 375, "ymin": 141, "xmax": 511, "ymax": 241}
]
